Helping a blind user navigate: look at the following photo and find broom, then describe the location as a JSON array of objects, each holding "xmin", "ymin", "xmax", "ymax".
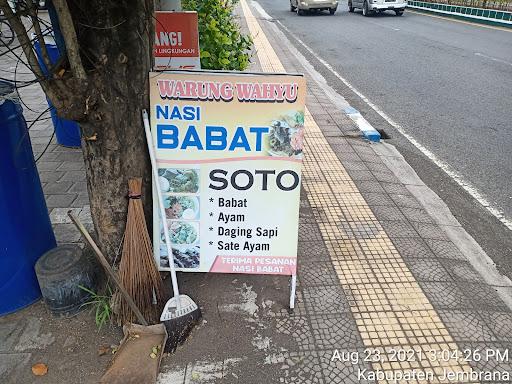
[
  {"xmin": 142, "ymin": 109, "xmax": 201, "ymax": 352},
  {"xmin": 117, "ymin": 178, "xmax": 164, "ymax": 325}
]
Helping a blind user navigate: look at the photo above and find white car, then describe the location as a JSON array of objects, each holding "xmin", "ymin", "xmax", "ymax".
[
  {"xmin": 290, "ymin": 0, "xmax": 339, "ymax": 15},
  {"xmin": 348, "ymin": 0, "xmax": 407, "ymax": 16}
]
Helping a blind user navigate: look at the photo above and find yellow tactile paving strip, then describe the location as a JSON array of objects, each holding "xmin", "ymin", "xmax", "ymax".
[{"xmin": 240, "ymin": 1, "xmax": 475, "ymax": 382}]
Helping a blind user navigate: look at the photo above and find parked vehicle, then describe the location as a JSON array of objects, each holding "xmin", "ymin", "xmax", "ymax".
[
  {"xmin": 348, "ymin": 0, "xmax": 407, "ymax": 16},
  {"xmin": 290, "ymin": 0, "xmax": 338, "ymax": 15}
]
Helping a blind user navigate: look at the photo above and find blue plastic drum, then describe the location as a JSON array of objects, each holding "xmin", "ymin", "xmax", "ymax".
[
  {"xmin": 34, "ymin": 37, "xmax": 81, "ymax": 147},
  {"xmin": 0, "ymin": 80, "xmax": 57, "ymax": 316}
]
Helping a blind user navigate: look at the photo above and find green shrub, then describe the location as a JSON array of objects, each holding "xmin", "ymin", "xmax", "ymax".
[{"xmin": 182, "ymin": 0, "xmax": 253, "ymax": 70}]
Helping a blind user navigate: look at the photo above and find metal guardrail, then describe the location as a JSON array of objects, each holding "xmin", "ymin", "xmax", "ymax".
[{"xmin": 407, "ymin": 0, "xmax": 512, "ymax": 24}]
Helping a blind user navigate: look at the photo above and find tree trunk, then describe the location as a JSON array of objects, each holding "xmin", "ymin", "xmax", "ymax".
[{"xmin": 70, "ymin": 0, "xmax": 154, "ymax": 261}]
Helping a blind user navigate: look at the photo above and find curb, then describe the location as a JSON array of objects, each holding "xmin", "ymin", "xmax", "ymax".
[
  {"xmin": 344, "ymin": 107, "xmax": 381, "ymax": 142},
  {"xmin": 407, "ymin": 1, "xmax": 512, "ymax": 28}
]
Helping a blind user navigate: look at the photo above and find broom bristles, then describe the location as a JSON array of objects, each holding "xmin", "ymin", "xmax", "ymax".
[{"xmin": 118, "ymin": 178, "xmax": 165, "ymax": 324}]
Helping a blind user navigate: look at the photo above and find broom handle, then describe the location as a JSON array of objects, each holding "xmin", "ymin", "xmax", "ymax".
[
  {"xmin": 142, "ymin": 109, "xmax": 182, "ymax": 309},
  {"xmin": 68, "ymin": 211, "xmax": 149, "ymax": 326}
]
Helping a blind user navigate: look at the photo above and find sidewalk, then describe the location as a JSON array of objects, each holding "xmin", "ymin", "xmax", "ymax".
[
  {"xmin": 1, "ymin": 3, "xmax": 512, "ymax": 383},
  {"xmin": 158, "ymin": 1, "xmax": 512, "ymax": 383}
]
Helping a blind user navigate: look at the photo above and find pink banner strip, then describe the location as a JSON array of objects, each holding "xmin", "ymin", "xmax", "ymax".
[{"xmin": 209, "ymin": 255, "xmax": 297, "ymax": 275}]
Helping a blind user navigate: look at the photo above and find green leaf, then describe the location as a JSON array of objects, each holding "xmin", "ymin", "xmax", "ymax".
[{"xmin": 182, "ymin": 0, "xmax": 253, "ymax": 71}]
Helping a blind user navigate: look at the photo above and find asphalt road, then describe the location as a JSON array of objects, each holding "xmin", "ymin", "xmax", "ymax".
[{"xmin": 254, "ymin": 0, "xmax": 512, "ymax": 274}]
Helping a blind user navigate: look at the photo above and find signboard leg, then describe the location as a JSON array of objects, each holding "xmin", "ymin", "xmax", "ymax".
[{"xmin": 289, "ymin": 275, "xmax": 297, "ymax": 311}]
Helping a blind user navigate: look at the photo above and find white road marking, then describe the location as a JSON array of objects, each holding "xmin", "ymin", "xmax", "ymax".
[
  {"xmin": 475, "ymin": 52, "xmax": 512, "ymax": 67},
  {"xmin": 364, "ymin": 19, "xmax": 402, "ymax": 31},
  {"xmin": 251, "ymin": 1, "xmax": 512, "ymax": 231}
]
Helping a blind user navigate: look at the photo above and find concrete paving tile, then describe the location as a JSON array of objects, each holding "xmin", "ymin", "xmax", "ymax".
[
  {"xmin": 59, "ymin": 170, "xmax": 86, "ymax": 181},
  {"xmin": 441, "ymin": 259, "xmax": 483, "ymax": 282},
  {"xmin": 299, "ymin": 224, "xmax": 324, "ymax": 242},
  {"xmin": 50, "ymin": 145, "xmax": 81, "ymax": 153},
  {"xmin": 342, "ymin": 161, "xmax": 369, "ymax": 171},
  {"xmin": 407, "ymin": 185, "xmax": 462, "ymax": 227},
  {"xmin": 411, "ymin": 222, "xmax": 450, "ymax": 241},
  {"xmin": 297, "ymin": 241, "xmax": 331, "ymax": 261},
  {"xmin": 310, "ymin": 314, "xmax": 363, "ymax": 349},
  {"xmin": 379, "ymin": 220, "xmax": 420, "ymax": 238},
  {"xmin": 68, "ymin": 181, "xmax": 88, "ymax": 194},
  {"xmin": 299, "ymin": 213, "xmax": 318, "ymax": 225},
  {"xmin": 270, "ymin": 315, "xmax": 316, "ymax": 351},
  {"xmin": 336, "ymin": 220, "xmax": 382, "ymax": 239},
  {"xmin": 479, "ymin": 312, "xmax": 512, "ymax": 341},
  {"xmin": 264, "ymin": 350, "xmax": 325, "ymax": 384},
  {"xmin": 319, "ymin": 349, "xmax": 375, "ymax": 384},
  {"xmin": 49, "ymin": 207, "xmax": 81, "ymax": 224},
  {"xmin": 321, "ymin": 130, "xmax": 343, "ymax": 138},
  {"xmin": 364, "ymin": 161, "xmax": 387, "ymax": 172},
  {"xmin": 42, "ymin": 181, "xmax": 73, "ymax": 194},
  {"xmin": 324, "ymin": 136, "xmax": 350, "ymax": 146},
  {"xmin": 390, "ymin": 238, "xmax": 436, "ymax": 259},
  {"xmin": 389, "ymin": 193, "xmax": 423, "ymax": 208},
  {"xmin": 357, "ymin": 153, "xmax": 382, "ymax": 163},
  {"xmin": 35, "ymin": 152, "xmax": 59, "ymax": 161},
  {"xmin": 334, "ymin": 153, "xmax": 364, "ymax": 163},
  {"xmin": 438, "ymin": 310, "xmax": 497, "ymax": 342},
  {"xmin": 382, "ymin": 183, "xmax": 411, "ymax": 195},
  {"xmin": 302, "ymin": 285, "xmax": 350, "ymax": 314},
  {"xmin": 55, "ymin": 151, "xmax": 83, "ymax": 162},
  {"xmin": 57, "ymin": 161, "xmax": 84, "ymax": 171},
  {"xmin": 311, "ymin": 206, "xmax": 344, "ymax": 224},
  {"xmin": 38, "ymin": 170, "xmax": 64, "ymax": 183},
  {"xmin": 370, "ymin": 205, "xmax": 407, "ymax": 221},
  {"xmin": 29, "ymin": 129, "xmax": 53, "ymax": 138},
  {"xmin": 45, "ymin": 194, "xmax": 78, "ymax": 208},
  {"xmin": 298, "ymin": 261, "xmax": 339, "ymax": 287},
  {"xmin": 349, "ymin": 145, "xmax": 374, "ymax": 155},
  {"xmin": 359, "ymin": 192, "xmax": 395, "ymax": 206},
  {"xmin": 345, "ymin": 170, "xmax": 376, "ymax": 181},
  {"xmin": 372, "ymin": 171, "xmax": 401, "ymax": 184},
  {"xmin": 30, "ymin": 136, "xmax": 55, "ymax": 145},
  {"xmin": 458, "ymin": 283, "xmax": 510, "ymax": 311},
  {"xmin": 268, "ymin": 290, "xmax": 309, "ymax": 319},
  {"xmin": 408, "ymin": 259, "xmax": 453, "ymax": 282},
  {"xmin": 400, "ymin": 207, "xmax": 435, "ymax": 224},
  {"xmin": 354, "ymin": 180, "xmax": 386, "ymax": 193},
  {"xmin": 36, "ymin": 160, "xmax": 63, "ymax": 171},
  {"xmin": 69, "ymin": 193, "xmax": 90, "ymax": 208},
  {"xmin": 300, "ymin": 194, "xmax": 312, "ymax": 207},
  {"xmin": 419, "ymin": 281, "xmax": 474, "ymax": 309},
  {"xmin": 424, "ymin": 239, "xmax": 467, "ymax": 260},
  {"xmin": 32, "ymin": 143, "xmax": 56, "ymax": 154}
]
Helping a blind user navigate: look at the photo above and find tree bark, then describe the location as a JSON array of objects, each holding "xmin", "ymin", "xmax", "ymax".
[{"xmin": 69, "ymin": 0, "xmax": 154, "ymax": 261}]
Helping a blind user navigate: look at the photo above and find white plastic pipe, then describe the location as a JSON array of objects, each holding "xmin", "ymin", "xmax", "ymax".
[{"xmin": 142, "ymin": 109, "xmax": 181, "ymax": 309}]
